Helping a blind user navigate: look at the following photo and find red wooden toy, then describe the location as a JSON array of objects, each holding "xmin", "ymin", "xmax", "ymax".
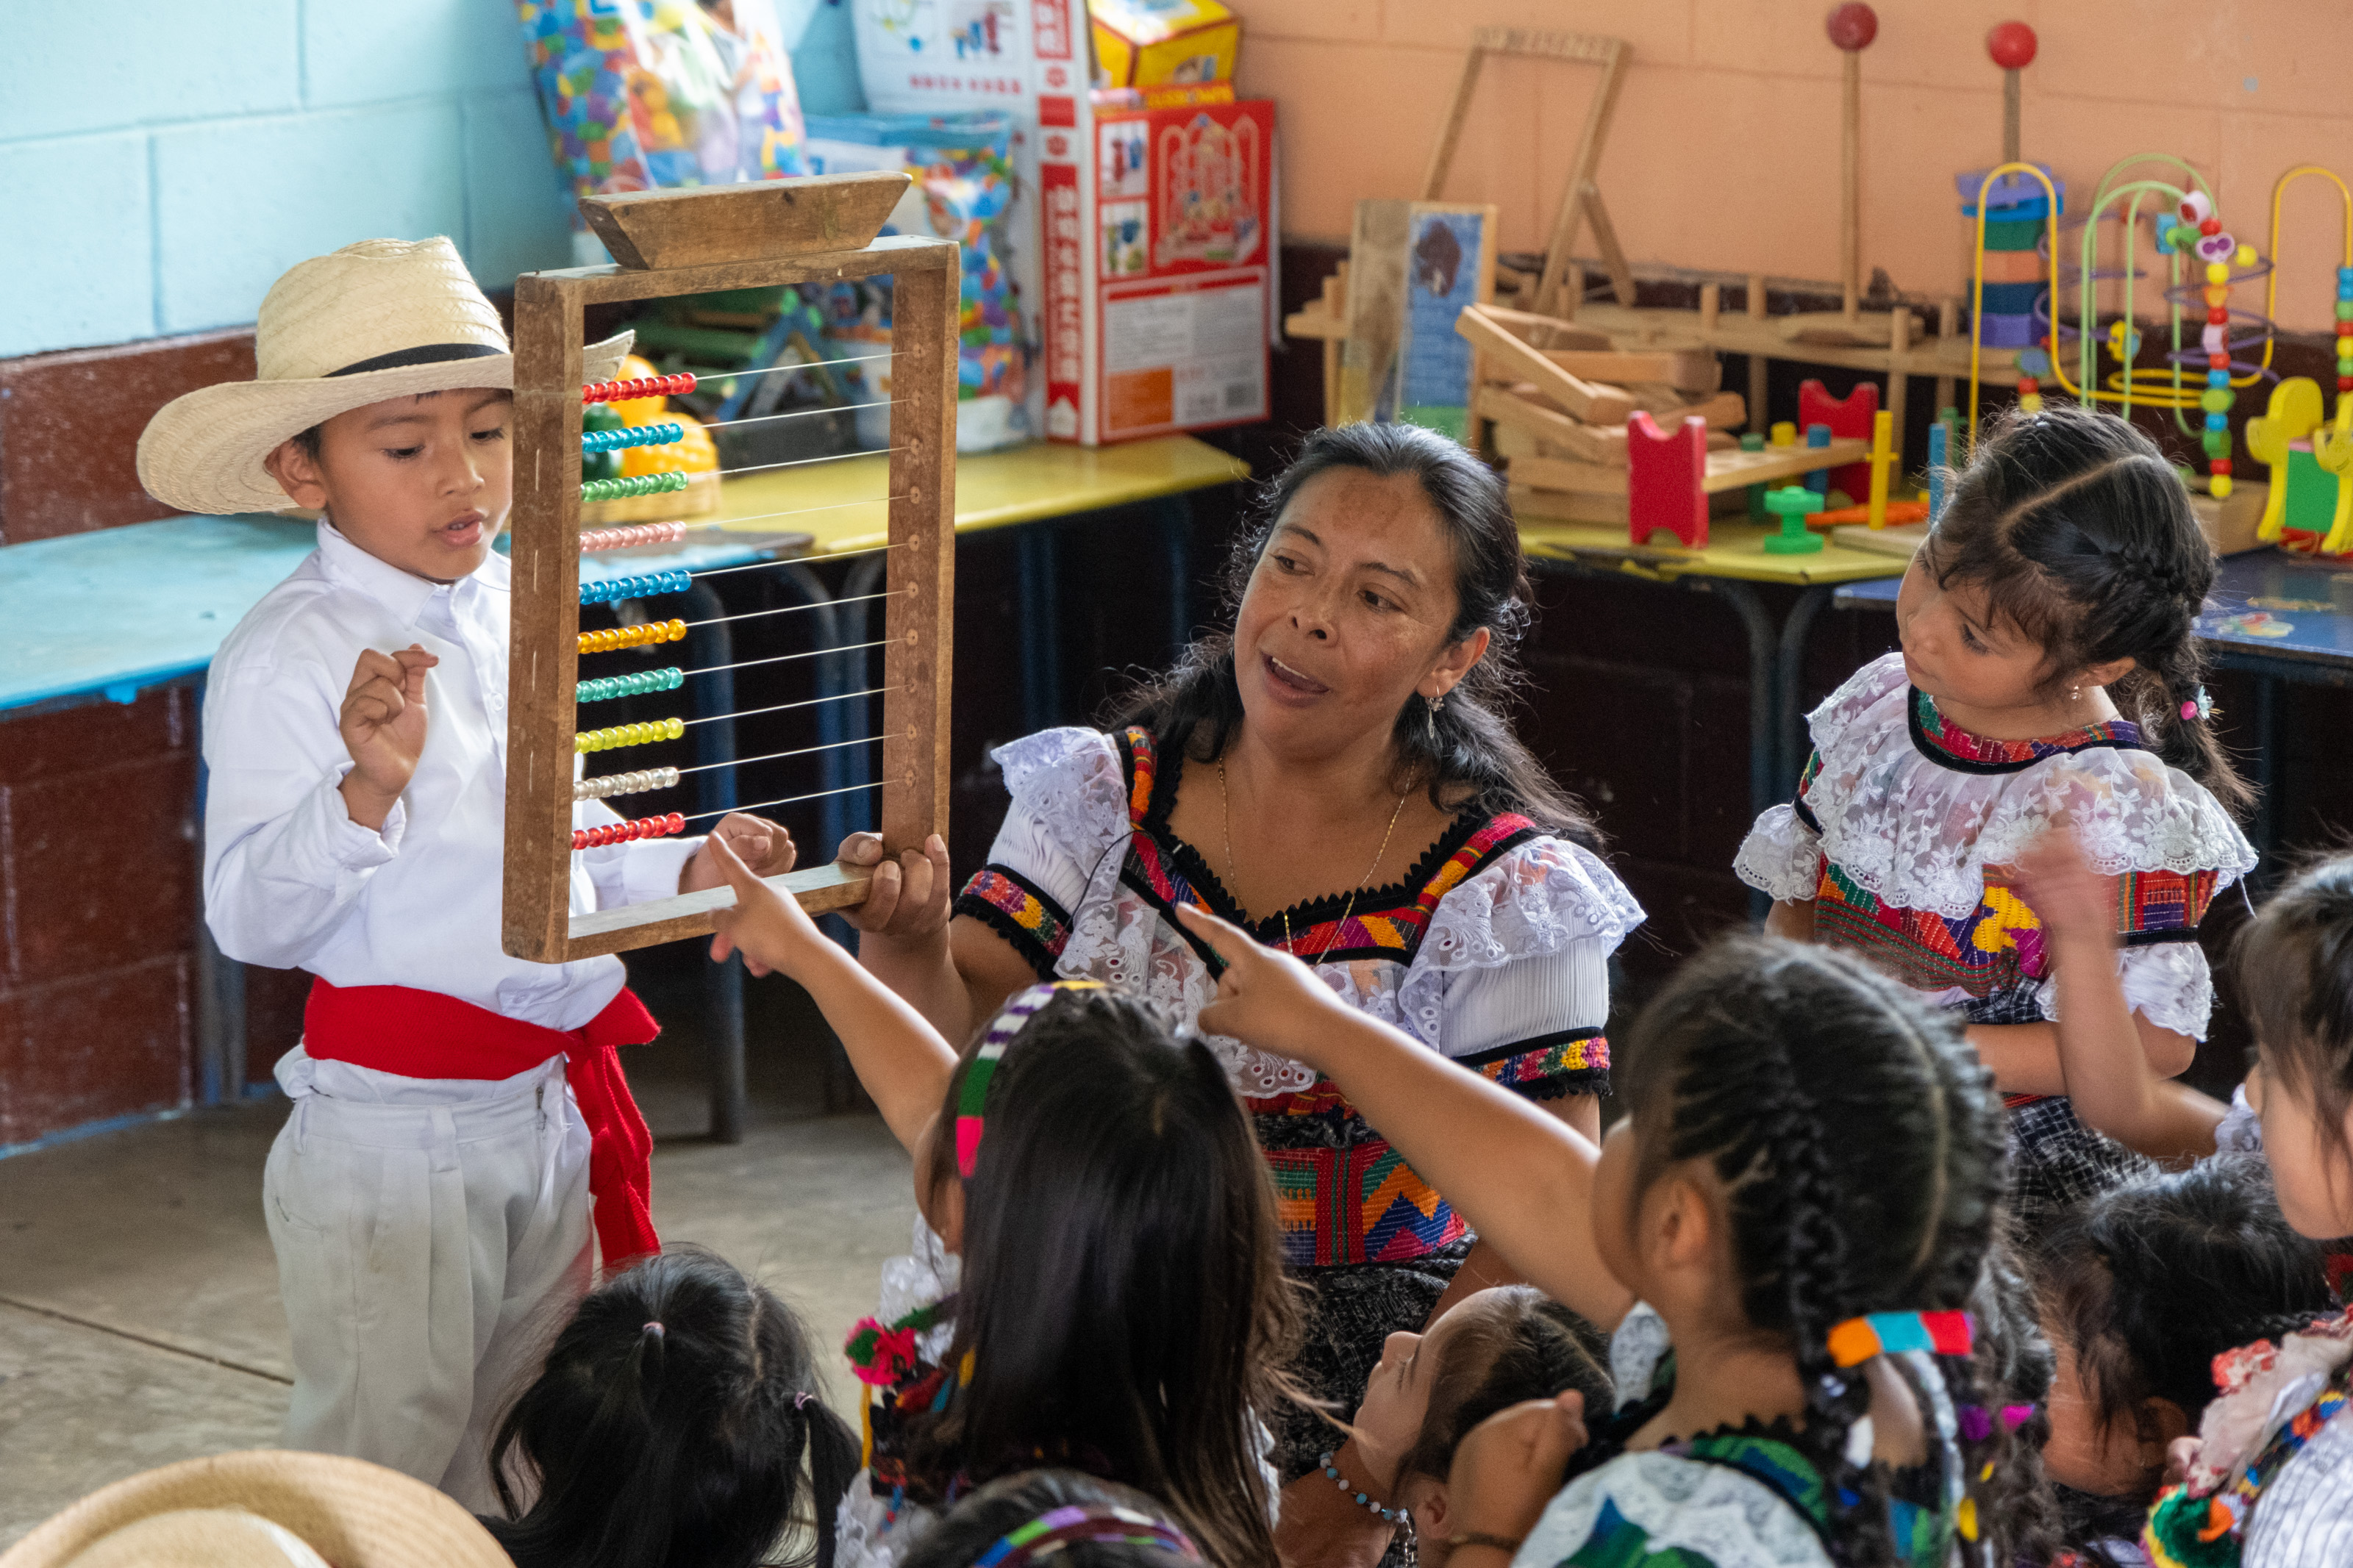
[
  {"xmin": 1798, "ymin": 379, "xmax": 1880, "ymax": 503},
  {"xmin": 1627, "ymin": 411, "xmax": 1712, "ymax": 548}
]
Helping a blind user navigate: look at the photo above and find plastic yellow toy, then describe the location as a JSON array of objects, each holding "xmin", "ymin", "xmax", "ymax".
[{"xmin": 2249, "ymin": 377, "xmax": 2353, "ymax": 554}]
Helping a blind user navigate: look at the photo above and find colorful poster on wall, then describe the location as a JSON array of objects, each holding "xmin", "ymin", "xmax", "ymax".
[{"xmin": 1337, "ymin": 199, "xmax": 1497, "ymax": 434}]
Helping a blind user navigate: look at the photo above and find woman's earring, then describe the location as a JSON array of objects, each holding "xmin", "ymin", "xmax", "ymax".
[{"xmin": 1424, "ymin": 690, "xmax": 1443, "ymax": 748}]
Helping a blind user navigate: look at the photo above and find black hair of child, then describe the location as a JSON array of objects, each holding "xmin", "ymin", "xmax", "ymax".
[
  {"xmin": 1963, "ymin": 1234, "xmax": 2064, "ymax": 1568},
  {"xmin": 2235, "ymin": 851, "xmax": 2353, "ymax": 1166},
  {"xmin": 482, "ymin": 1246, "xmax": 860, "ymax": 1568},
  {"xmin": 904, "ymin": 987, "xmax": 1299, "ymax": 1568},
  {"xmin": 1927, "ymin": 401, "xmax": 2252, "ymax": 817},
  {"xmin": 1113, "ymin": 419, "xmax": 1601, "ymax": 847},
  {"xmin": 1617, "ymin": 935, "xmax": 2008, "ymax": 1568},
  {"xmin": 2040, "ymin": 1154, "xmax": 2335, "ymax": 1486},
  {"xmin": 899, "ymin": 1470, "xmax": 1202, "ymax": 1568},
  {"xmin": 1393, "ymin": 1286, "xmax": 1613, "ymax": 1493}
]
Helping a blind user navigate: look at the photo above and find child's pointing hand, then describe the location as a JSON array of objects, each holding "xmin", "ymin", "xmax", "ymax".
[
  {"xmin": 705, "ymin": 831, "xmax": 824, "ymax": 980},
  {"xmin": 1176, "ymin": 902, "xmax": 1351, "ymax": 1071}
]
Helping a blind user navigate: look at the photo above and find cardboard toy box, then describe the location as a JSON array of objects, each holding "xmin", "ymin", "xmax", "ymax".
[
  {"xmin": 1089, "ymin": 0, "xmax": 1240, "ymax": 89},
  {"xmin": 1038, "ymin": 95, "xmax": 1275, "ymax": 443}
]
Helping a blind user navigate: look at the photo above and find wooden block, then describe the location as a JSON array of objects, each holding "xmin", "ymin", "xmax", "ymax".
[
  {"xmin": 1282, "ymin": 301, "xmax": 1347, "ymax": 340},
  {"xmin": 1457, "ymin": 305, "xmax": 1634, "ymax": 423},
  {"xmin": 1511, "ymin": 452, "xmax": 1629, "ymax": 495},
  {"xmin": 1493, "ymin": 416, "xmax": 1731, "ymax": 464},
  {"xmin": 1778, "ymin": 309, "xmax": 1900, "ymax": 347},
  {"xmin": 1694, "ymin": 437, "xmax": 1871, "ymax": 493},
  {"xmin": 1625, "ymin": 387, "xmax": 1744, "ymax": 426},
  {"xmin": 1627, "ymin": 411, "xmax": 1710, "ymax": 547},
  {"xmin": 1475, "ymin": 384, "xmax": 1615, "ymax": 462},
  {"xmin": 1542, "ymin": 348, "xmax": 1718, "ymax": 393},
  {"xmin": 1510, "ymin": 484, "xmax": 1625, "ymax": 524},
  {"xmin": 1468, "ymin": 301, "xmax": 1613, "ymax": 351},
  {"xmin": 1798, "ymin": 379, "xmax": 1879, "ymax": 504},
  {"xmin": 579, "ymin": 172, "xmax": 911, "ymax": 270}
]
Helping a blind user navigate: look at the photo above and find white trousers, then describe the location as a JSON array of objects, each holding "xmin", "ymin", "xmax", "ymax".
[{"xmin": 263, "ymin": 1048, "xmax": 592, "ymax": 1510}]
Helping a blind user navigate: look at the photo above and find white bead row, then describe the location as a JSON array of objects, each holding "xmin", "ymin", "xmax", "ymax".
[{"xmin": 574, "ymin": 765, "xmax": 682, "ymax": 802}]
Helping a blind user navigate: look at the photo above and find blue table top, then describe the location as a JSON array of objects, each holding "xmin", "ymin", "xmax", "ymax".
[
  {"xmin": 6, "ymin": 515, "xmax": 809, "ymax": 713},
  {"xmin": 1832, "ymin": 548, "xmax": 2353, "ymax": 674}
]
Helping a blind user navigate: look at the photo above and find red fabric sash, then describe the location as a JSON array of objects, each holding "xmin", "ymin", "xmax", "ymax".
[{"xmin": 302, "ymin": 978, "xmax": 661, "ymax": 1265}]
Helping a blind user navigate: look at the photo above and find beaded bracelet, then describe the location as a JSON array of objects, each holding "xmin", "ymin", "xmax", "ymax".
[{"xmin": 1318, "ymin": 1452, "xmax": 1403, "ymax": 1525}]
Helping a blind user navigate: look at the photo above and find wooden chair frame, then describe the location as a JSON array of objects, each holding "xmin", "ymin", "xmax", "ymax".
[
  {"xmin": 1420, "ymin": 27, "xmax": 1635, "ymax": 318},
  {"xmin": 501, "ymin": 181, "xmax": 956, "ymax": 963}
]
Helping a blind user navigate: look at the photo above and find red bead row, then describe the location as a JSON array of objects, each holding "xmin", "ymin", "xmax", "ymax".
[
  {"xmin": 573, "ymin": 812, "xmax": 687, "ymax": 851},
  {"xmin": 583, "ymin": 373, "xmax": 696, "ymax": 404}
]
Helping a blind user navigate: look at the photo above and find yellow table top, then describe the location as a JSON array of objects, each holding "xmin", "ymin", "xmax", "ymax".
[
  {"xmin": 1518, "ymin": 516, "xmax": 1912, "ymax": 585},
  {"xmin": 707, "ymin": 433, "xmax": 1252, "ymax": 555}
]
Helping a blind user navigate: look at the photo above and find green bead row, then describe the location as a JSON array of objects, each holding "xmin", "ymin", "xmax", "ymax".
[
  {"xmin": 575, "ymin": 667, "xmax": 686, "ymax": 704},
  {"xmin": 582, "ymin": 471, "xmax": 691, "ymax": 502}
]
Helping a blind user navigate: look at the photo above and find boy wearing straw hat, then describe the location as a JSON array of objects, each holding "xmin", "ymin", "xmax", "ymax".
[{"xmin": 136, "ymin": 237, "xmax": 795, "ymax": 1508}]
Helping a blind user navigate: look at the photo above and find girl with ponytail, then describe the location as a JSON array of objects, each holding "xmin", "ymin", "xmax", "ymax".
[
  {"xmin": 482, "ymin": 1247, "xmax": 862, "ymax": 1568},
  {"xmin": 1179, "ymin": 909, "xmax": 2016, "ymax": 1567},
  {"xmin": 1737, "ymin": 402, "xmax": 2257, "ymax": 1233}
]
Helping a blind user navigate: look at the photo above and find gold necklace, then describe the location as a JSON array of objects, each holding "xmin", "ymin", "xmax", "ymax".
[{"xmin": 1218, "ymin": 756, "xmax": 1408, "ymax": 966}]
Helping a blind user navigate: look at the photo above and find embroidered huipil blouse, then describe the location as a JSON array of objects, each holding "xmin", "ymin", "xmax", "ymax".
[
  {"xmin": 954, "ymin": 726, "xmax": 1644, "ymax": 1271},
  {"xmin": 1735, "ymin": 654, "xmax": 2255, "ymax": 1042}
]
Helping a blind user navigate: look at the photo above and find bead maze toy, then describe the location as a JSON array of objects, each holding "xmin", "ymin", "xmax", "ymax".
[
  {"xmin": 501, "ymin": 173, "xmax": 957, "ymax": 962},
  {"xmin": 2249, "ymin": 166, "xmax": 2353, "ymax": 554}
]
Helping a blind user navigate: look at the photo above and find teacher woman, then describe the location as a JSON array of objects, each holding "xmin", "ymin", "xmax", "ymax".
[{"xmin": 837, "ymin": 421, "xmax": 1642, "ymax": 1565}]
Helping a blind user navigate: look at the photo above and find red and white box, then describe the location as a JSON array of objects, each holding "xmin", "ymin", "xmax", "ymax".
[{"xmin": 1038, "ymin": 94, "xmax": 1275, "ymax": 444}]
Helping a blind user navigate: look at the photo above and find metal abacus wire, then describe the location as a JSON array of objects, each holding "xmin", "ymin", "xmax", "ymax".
[
  {"xmin": 564, "ymin": 364, "xmax": 902, "ymax": 855},
  {"xmin": 501, "ymin": 195, "xmax": 955, "ymax": 965}
]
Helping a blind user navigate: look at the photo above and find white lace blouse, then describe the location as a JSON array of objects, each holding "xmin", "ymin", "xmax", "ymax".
[
  {"xmin": 1734, "ymin": 654, "xmax": 2254, "ymax": 1039},
  {"xmin": 954, "ymin": 726, "xmax": 1646, "ymax": 1100}
]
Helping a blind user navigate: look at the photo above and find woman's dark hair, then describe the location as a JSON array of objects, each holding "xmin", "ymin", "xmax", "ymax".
[
  {"xmin": 1393, "ymin": 1287, "xmax": 1612, "ymax": 1490},
  {"xmin": 2234, "ymin": 851, "xmax": 2353, "ymax": 1166},
  {"xmin": 482, "ymin": 1246, "xmax": 860, "ymax": 1568},
  {"xmin": 899, "ymin": 1470, "xmax": 1202, "ymax": 1568},
  {"xmin": 2038, "ymin": 1153, "xmax": 2335, "ymax": 1497},
  {"xmin": 1112, "ymin": 421, "xmax": 1599, "ymax": 845},
  {"xmin": 904, "ymin": 988, "xmax": 1299, "ymax": 1568},
  {"xmin": 1927, "ymin": 401, "xmax": 2251, "ymax": 815},
  {"xmin": 1618, "ymin": 936, "xmax": 2008, "ymax": 1568}
]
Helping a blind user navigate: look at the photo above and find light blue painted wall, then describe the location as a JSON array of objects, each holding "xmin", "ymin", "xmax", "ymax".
[
  {"xmin": 1, "ymin": 0, "xmax": 581, "ymax": 358},
  {"xmin": 0, "ymin": 1, "xmax": 863, "ymax": 360}
]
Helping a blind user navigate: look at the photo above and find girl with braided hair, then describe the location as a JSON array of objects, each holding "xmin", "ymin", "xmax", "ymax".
[
  {"xmin": 1180, "ymin": 904, "xmax": 2018, "ymax": 1568},
  {"xmin": 1738, "ymin": 401, "xmax": 2257, "ymax": 1234}
]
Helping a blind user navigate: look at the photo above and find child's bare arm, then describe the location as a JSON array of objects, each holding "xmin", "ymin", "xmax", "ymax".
[
  {"xmin": 1177, "ymin": 903, "xmax": 1631, "ymax": 1331},
  {"xmin": 706, "ymin": 836, "xmax": 957, "ymax": 1155},
  {"xmin": 2008, "ymin": 832, "xmax": 2214, "ymax": 1157},
  {"xmin": 1765, "ymin": 898, "xmax": 1816, "ymax": 942}
]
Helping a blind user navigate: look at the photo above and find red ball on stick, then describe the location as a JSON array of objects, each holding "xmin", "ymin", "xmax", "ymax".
[
  {"xmin": 1824, "ymin": 2, "xmax": 1877, "ymax": 50},
  {"xmin": 1985, "ymin": 21, "xmax": 2037, "ymax": 69}
]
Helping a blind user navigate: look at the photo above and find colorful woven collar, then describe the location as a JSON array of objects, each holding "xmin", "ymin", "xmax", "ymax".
[
  {"xmin": 1906, "ymin": 687, "xmax": 2142, "ymax": 774},
  {"xmin": 957, "ymin": 981, "xmax": 1105, "ymax": 1179},
  {"xmin": 973, "ymin": 1505, "xmax": 1201, "ymax": 1568}
]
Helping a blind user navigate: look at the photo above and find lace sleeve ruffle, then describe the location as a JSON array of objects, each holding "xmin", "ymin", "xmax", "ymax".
[
  {"xmin": 1733, "ymin": 803, "xmax": 1822, "ymax": 903},
  {"xmin": 1395, "ymin": 838, "xmax": 1641, "ymax": 1052},
  {"xmin": 988, "ymin": 726, "xmax": 1131, "ymax": 873},
  {"xmin": 1805, "ymin": 650, "xmax": 1911, "ymax": 757},
  {"xmin": 2039, "ymin": 941, "xmax": 2217, "ymax": 1041}
]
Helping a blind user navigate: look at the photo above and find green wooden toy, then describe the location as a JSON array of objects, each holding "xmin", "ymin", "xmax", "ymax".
[{"xmin": 1762, "ymin": 486, "xmax": 1824, "ymax": 554}]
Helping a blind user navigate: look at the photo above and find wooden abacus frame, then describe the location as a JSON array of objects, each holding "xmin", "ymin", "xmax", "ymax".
[{"xmin": 501, "ymin": 176, "xmax": 957, "ymax": 963}]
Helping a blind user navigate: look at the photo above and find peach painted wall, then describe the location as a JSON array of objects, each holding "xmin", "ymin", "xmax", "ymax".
[{"xmin": 1232, "ymin": 0, "xmax": 2353, "ymax": 332}]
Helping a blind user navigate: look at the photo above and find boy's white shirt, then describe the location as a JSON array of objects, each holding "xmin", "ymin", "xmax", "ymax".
[{"xmin": 203, "ymin": 519, "xmax": 701, "ymax": 1045}]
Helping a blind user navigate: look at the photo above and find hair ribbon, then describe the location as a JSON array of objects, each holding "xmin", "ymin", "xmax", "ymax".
[
  {"xmin": 1825, "ymin": 1309, "xmax": 1973, "ymax": 1369},
  {"xmin": 956, "ymin": 981, "xmax": 1107, "ymax": 1180},
  {"xmin": 973, "ymin": 1504, "xmax": 1201, "ymax": 1568}
]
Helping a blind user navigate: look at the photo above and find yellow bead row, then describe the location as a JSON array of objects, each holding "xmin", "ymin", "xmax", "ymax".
[
  {"xmin": 575, "ymin": 717, "xmax": 686, "ymax": 753},
  {"xmin": 577, "ymin": 617, "xmax": 688, "ymax": 655}
]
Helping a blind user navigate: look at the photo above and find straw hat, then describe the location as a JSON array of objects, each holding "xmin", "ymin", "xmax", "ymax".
[
  {"xmin": 137, "ymin": 236, "xmax": 632, "ymax": 516},
  {"xmin": 0, "ymin": 1450, "xmax": 512, "ymax": 1568}
]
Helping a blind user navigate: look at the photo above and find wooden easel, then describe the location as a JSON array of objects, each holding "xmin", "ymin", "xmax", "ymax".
[
  {"xmin": 1421, "ymin": 27, "xmax": 1636, "ymax": 318},
  {"xmin": 501, "ymin": 175, "xmax": 957, "ymax": 962}
]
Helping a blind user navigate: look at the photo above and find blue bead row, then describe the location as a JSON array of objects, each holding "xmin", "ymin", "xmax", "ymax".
[
  {"xmin": 576, "ymin": 667, "xmax": 686, "ymax": 703},
  {"xmin": 582, "ymin": 422, "xmax": 684, "ymax": 454},
  {"xmin": 581, "ymin": 569, "xmax": 692, "ymax": 605}
]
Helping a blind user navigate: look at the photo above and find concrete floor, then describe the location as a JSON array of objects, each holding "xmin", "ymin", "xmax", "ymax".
[{"xmin": 0, "ymin": 992, "xmax": 918, "ymax": 1545}]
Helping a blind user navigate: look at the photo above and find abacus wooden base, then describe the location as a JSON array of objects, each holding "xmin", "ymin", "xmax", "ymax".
[{"xmin": 565, "ymin": 861, "xmax": 876, "ymax": 957}]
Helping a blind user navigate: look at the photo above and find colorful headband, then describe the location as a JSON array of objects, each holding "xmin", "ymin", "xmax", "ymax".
[
  {"xmin": 972, "ymin": 1505, "xmax": 1201, "ymax": 1568},
  {"xmin": 956, "ymin": 981, "xmax": 1107, "ymax": 1180},
  {"xmin": 1825, "ymin": 1310, "xmax": 1974, "ymax": 1369}
]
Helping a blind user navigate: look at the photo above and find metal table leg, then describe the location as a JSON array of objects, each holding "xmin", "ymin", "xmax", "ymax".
[
  {"xmin": 1773, "ymin": 584, "xmax": 1832, "ymax": 792},
  {"xmin": 1018, "ymin": 523, "xmax": 1062, "ymax": 731},
  {"xmin": 2251, "ymin": 671, "xmax": 2279, "ymax": 865},
  {"xmin": 1703, "ymin": 579, "xmax": 1782, "ymax": 924},
  {"xmin": 685, "ymin": 581, "xmax": 746, "ymax": 1145},
  {"xmin": 190, "ymin": 676, "xmax": 246, "ymax": 1106},
  {"xmin": 1154, "ymin": 495, "xmax": 1196, "ymax": 659}
]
